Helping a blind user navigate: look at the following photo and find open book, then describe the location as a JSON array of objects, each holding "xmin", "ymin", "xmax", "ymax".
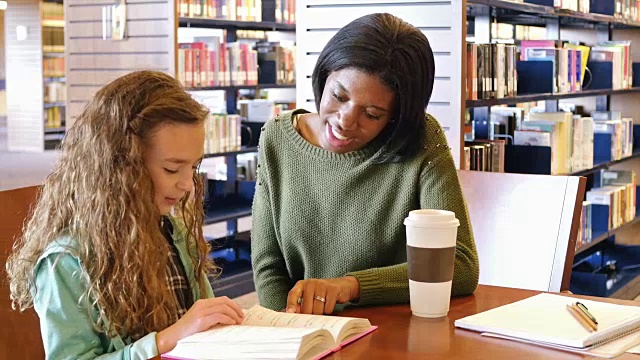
[
  {"xmin": 454, "ymin": 293, "xmax": 640, "ymax": 358},
  {"xmin": 162, "ymin": 305, "xmax": 377, "ymax": 360}
]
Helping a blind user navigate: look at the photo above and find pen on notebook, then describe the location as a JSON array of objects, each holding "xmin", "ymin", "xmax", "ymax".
[
  {"xmin": 575, "ymin": 302, "xmax": 598, "ymax": 325},
  {"xmin": 567, "ymin": 304, "xmax": 596, "ymax": 332},
  {"xmin": 569, "ymin": 303, "xmax": 598, "ymax": 332}
]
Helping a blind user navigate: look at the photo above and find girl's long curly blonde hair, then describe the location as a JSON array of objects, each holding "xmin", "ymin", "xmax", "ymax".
[{"xmin": 7, "ymin": 70, "xmax": 212, "ymax": 340}]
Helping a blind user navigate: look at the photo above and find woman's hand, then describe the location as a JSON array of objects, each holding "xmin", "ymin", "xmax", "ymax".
[
  {"xmin": 286, "ymin": 277, "xmax": 360, "ymax": 315},
  {"xmin": 156, "ymin": 297, "xmax": 244, "ymax": 354}
]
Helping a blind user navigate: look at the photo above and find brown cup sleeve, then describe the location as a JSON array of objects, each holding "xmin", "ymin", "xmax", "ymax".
[{"xmin": 407, "ymin": 245, "xmax": 456, "ymax": 283}]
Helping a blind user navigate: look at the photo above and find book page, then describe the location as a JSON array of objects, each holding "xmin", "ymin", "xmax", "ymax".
[
  {"xmin": 178, "ymin": 325, "xmax": 318, "ymax": 343},
  {"xmin": 166, "ymin": 325, "xmax": 334, "ymax": 360},
  {"xmin": 242, "ymin": 305, "xmax": 358, "ymax": 341},
  {"xmin": 629, "ymin": 343, "xmax": 640, "ymax": 354}
]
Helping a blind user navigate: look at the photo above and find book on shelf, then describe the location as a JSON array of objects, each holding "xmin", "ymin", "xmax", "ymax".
[
  {"xmin": 463, "ymin": 140, "xmax": 505, "ymax": 173},
  {"xmin": 45, "ymin": 106, "xmax": 65, "ymax": 129},
  {"xmin": 179, "ymin": 40, "xmax": 258, "ymax": 88},
  {"xmin": 44, "ymin": 82, "xmax": 66, "ymax": 103},
  {"xmin": 586, "ymin": 169, "xmax": 636, "ymax": 232},
  {"xmin": 177, "ymin": 0, "xmax": 296, "ymax": 24},
  {"xmin": 43, "ymin": 57, "xmax": 65, "ymax": 78},
  {"xmin": 455, "ymin": 293, "xmax": 640, "ymax": 358},
  {"xmin": 576, "ymin": 200, "xmax": 593, "ymax": 250},
  {"xmin": 255, "ymin": 41, "xmax": 296, "ymax": 85},
  {"xmin": 205, "ymin": 114, "xmax": 242, "ymax": 154},
  {"xmin": 178, "ymin": 0, "xmax": 263, "ymax": 21},
  {"xmin": 600, "ymin": 169, "xmax": 637, "ymax": 222},
  {"xmin": 466, "ymin": 43, "xmax": 518, "ymax": 100},
  {"xmin": 163, "ymin": 305, "xmax": 376, "ymax": 360}
]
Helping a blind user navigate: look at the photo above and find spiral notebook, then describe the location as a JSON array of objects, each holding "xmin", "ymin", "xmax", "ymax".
[{"xmin": 454, "ymin": 293, "xmax": 640, "ymax": 358}]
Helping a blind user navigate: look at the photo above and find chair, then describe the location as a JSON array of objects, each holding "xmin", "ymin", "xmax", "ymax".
[
  {"xmin": 458, "ymin": 171, "xmax": 586, "ymax": 293},
  {"xmin": 0, "ymin": 186, "xmax": 45, "ymax": 358}
]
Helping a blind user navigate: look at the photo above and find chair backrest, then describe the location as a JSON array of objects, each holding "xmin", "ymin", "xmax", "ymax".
[
  {"xmin": 458, "ymin": 171, "xmax": 586, "ymax": 292},
  {"xmin": 0, "ymin": 186, "xmax": 45, "ymax": 359}
]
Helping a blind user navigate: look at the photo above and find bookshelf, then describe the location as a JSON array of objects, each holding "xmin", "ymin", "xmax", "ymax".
[
  {"xmin": 177, "ymin": 0, "xmax": 295, "ymax": 297},
  {"xmin": 464, "ymin": 0, "xmax": 640, "ymax": 300},
  {"xmin": 5, "ymin": 0, "xmax": 66, "ymax": 152}
]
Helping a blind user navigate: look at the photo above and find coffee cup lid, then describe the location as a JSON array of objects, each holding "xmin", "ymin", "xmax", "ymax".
[{"xmin": 403, "ymin": 209, "xmax": 460, "ymax": 228}]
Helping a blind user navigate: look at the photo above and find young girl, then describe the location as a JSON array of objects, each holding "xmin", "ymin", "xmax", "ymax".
[{"xmin": 7, "ymin": 71, "xmax": 244, "ymax": 359}]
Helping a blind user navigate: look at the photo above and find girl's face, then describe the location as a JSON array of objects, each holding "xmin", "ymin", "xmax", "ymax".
[
  {"xmin": 318, "ymin": 68, "xmax": 395, "ymax": 153},
  {"xmin": 144, "ymin": 121, "xmax": 205, "ymax": 215}
]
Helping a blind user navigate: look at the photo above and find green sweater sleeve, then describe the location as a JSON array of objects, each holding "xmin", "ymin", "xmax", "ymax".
[
  {"xmin": 33, "ymin": 253, "xmax": 159, "ymax": 360},
  {"xmin": 251, "ymin": 150, "xmax": 294, "ymax": 311},
  {"xmin": 347, "ymin": 151, "xmax": 479, "ymax": 305}
]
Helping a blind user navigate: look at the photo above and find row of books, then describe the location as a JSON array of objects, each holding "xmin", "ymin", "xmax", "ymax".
[
  {"xmin": 45, "ymin": 106, "xmax": 65, "ymax": 129},
  {"xmin": 204, "ymin": 114, "xmax": 242, "ymax": 154},
  {"xmin": 522, "ymin": 0, "xmax": 640, "ymax": 22},
  {"xmin": 462, "ymin": 140, "xmax": 505, "ymax": 172},
  {"xmin": 466, "ymin": 39, "xmax": 634, "ymax": 99},
  {"xmin": 43, "ymin": 27, "xmax": 64, "ymax": 48},
  {"xmin": 255, "ymin": 41, "xmax": 296, "ymax": 85},
  {"xmin": 43, "ymin": 58, "xmax": 65, "ymax": 78},
  {"xmin": 466, "ymin": 43, "xmax": 518, "ymax": 100},
  {"xmin": 177, "ymin": 0, "xmax": 295, "ymax": 24},
  {"xmin": 44, "ymin": 82, "xmax": 65, "ymax": 103},
  {"xmin": 514, "ymin": 111, "xmax": 594, "ymax": 174},
  {"xmin": 179, "ymin": 0, "xmax": 264, "ymax": 21},
  {"xmin": 576, "ymin": 200, "xmax": 593, "ymax": 250},
  {"xmin": 592, "ymin": 111, "xmax": 635, "ymax": 162},
  {"xmin": 470, "ymin": 106, "xmax": 634, "ymax": 174},
  {"xmin": 42, "ymin": 2, "xmax": 63, "ymax": 21},
  {"xmin": 178, "ymin": 40, "xmax": 258, "ymax": 88},
  {"xmin": 520, "ymin": 40, "xmax": 588, "ymax": 94},
  {"xmin": 585, "ymin": 169, "xmax": 637, "ymax": 232},
  {"xmin": 237, "ymin": 153, "xmax": 258, "ymax": 181}
]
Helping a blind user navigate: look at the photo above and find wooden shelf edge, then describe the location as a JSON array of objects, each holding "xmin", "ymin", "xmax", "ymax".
[
  {"xmin": 468, "ymin": 0, "xmax": 640, "ymax": 28},
  {"xmin": 204, "ymin": 147, "xmax": 259, "ymax": 158},
  {"xmin": 179, "ymin": 17, "xmax": 295, "ymax": 31},
  {"xmin": 466, "ymin": 88, "xmax": 640, "ymax": 108},
  {"xmin": 610, "ymin": 273, "xmax": 640, "ymax": 300},
  {"xmin": 570, "ymin": 151, "xmax": 640, "ymax": 176},
  {"xmin": 186, "ymin": 84, "xmax": 295, "ymax": 91},
  {"xmin": 204, "ymin": 208, "xmax": 252, "ymax": 225}
]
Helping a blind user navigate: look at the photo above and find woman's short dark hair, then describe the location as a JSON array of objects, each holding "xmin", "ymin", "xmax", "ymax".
[{"xmin": 312, "ymin": 13, "xmax": 435, "ymax": 164}]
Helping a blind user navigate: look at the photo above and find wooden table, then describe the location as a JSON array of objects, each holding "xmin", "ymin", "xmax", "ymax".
[
  {"xmin": 152, "ymin": 285, "xmax": 640, "ymax": 359},
  {"xmin": 325, "ymin": 285, "xmax": 640, "ymax": 359}
]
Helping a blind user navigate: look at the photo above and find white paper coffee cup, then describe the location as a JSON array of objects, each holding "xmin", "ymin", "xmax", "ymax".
[{"xmin": 404, "ymin": 209, "xmax": 459, "ymax": 318}]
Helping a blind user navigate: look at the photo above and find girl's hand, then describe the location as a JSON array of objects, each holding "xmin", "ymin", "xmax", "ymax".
[
  {"xmin": 156, "ymin": 297, "xmax": 244, "ymax": 353},
  {"xmin": 285, "ymin": 277, "xmax": 360, "ymax": 315}
]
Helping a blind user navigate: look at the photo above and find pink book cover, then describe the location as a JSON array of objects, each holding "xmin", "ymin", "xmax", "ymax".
[{"xmin": 161, "ymin": 326, "xmax": 378, "ymax": 360}]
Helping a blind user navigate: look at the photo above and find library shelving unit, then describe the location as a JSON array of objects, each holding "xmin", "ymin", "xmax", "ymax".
[
  {"xmin": 462, "ymin": 0, "xmax": 640, "ymax": 300},
  {"xmin": 179, "ymin": 2, "xmax": 296, "ymax": 297},
  {"xmin": 297, "ymin": 0, "xmax": 640, "ymax": 300},
  {"xmin": 5, "ymin": 0, "xmax": 66, "ymax": 152}
]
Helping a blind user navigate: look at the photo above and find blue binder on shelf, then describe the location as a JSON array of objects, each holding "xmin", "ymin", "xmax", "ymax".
[
  {"xmin": 516, "ymin": 61, "xmax": 555, "ymax": 95},
  {"xmin": 589, "ymin": 0, "xmax": 615, "ymax": 16},
  {"xmin": 633, "ymin": 63, "xmax": 640, "ymax": 88},
  {"xmin": 633, "ymin": 124, "xmax": 640, "ymax": 152},
  {"xmin": 524, "ymin": 0, "xmax": 554, "ymax": 5},
  {"xmin": 593, "ymin": 132, "xmax": 613, "ymax": 164},
  {"xmin": 504, "ymin": 145, "xmax": 552, "ymax": 175},
  {"xmin": 585, "ymin": 61, "xmax": 613, "ymax": 90}
]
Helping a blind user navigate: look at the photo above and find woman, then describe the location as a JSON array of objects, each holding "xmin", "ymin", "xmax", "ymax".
[
  {"xmin": 251, "ymin": 13, "xmax": 479, "ymax": 315},
  {"xmin": 7, "ymin": 71, "xmax": 243, "ymax": 359}
]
